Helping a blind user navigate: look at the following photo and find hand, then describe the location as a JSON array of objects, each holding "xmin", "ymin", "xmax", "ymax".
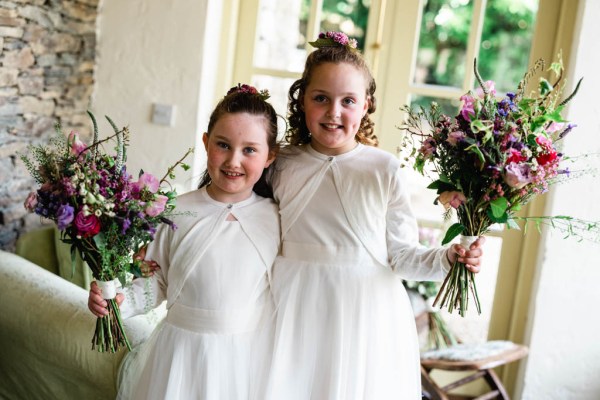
[
  {"xmin": 134, "ymin": 246, "xmax": 160, "ymax": 278},
  {"xmin": 447, "ymin": 236, "xmax": 486, "ymax": 273},
  {"xmin": 88, "ymin": 281, "xmax": 124, "ymax": 317}
]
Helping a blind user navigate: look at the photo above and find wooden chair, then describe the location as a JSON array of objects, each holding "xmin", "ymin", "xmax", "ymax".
[
  {"xmin": 420, "ymin": 342, "xmax": 528, "ymax": 400},
  {"xmin": 408, "ymin": 290, "xmax": 528, "ymax": 400}
]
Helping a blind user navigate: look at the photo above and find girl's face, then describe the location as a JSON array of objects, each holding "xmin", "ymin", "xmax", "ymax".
[
  {"xmin": 302, "ymin": 62, "xmax": 369, "ymax": 156},
  {"xmin": 203, "ymin": 112, "xmax": 275, "ymax": 203}
]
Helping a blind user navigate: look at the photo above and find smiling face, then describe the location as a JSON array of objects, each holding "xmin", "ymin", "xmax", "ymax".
[
  {"xmin": 203, "ymin": 112, "xmax": 275, "ymax": 203},
  {"xmin": 302, "ymin": 62, "xmax": 369, "ymax": 155}
]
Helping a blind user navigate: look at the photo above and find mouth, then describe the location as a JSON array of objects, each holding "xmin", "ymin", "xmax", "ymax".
[
  {"xmin": 222, "ymin": 170, "xmax": 244, "ymax": 178},
  {"xmin": 321, "ymin": 123, "xmax": 343, "ymax": 130}
]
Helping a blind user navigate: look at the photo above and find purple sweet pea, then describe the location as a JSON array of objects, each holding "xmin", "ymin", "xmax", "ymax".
[
  {"xmin": 504, "ymin": 162, "xmax": 533, "ymax": 189},
  {"xmin": 460, "ymin": 94, "xmax": 475, "ymax": 121},
  {"xmin": 57, "ymin": 204, "xmax": 75, "ymax": 230}
]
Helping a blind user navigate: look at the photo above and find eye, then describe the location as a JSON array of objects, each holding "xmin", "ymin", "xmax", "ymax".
[
  {"xmin": 216, "ymin": 141, "xmax": 230, "ymax": 149},
  {"xmin": 244, "ymin": 147, "xmax": 257, "ymax": 154},
  {"xmin": 314, "ymin": 94, "xmax": 327, "ymax": 103},
  {"xmin": 343, "ymin": 97, "xmax": 356, "ymax": 105}
]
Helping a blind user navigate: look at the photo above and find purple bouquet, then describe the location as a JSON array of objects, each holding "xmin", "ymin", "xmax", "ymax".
[
  {"xmin": 21, "ymin": 112, "xmax": 193, "ymax": 352},
  {"xmin": 399, "ymin": 54, "xmax": 598, "ymax": 316}
]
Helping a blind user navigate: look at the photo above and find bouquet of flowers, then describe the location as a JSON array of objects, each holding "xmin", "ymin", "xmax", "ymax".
[
  {"xmin": 21, "ymin": 112, "xmax": 193, "ymax": 352},
  {"xmin": 398, "ymin": 54, "xmax": 597, "ymax": 317}
]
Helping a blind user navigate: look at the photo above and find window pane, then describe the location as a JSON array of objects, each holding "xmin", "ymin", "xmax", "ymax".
[
  {"xmin": 254, "ymin": 0, "xmax": 307, "ymax": 72},
  {"xmin": 410, "ymin": 94, "xmax": 461, "ymax": 117},
  {"xmin": 477, "ymin": 0, "xmax": 539, "ymax": 93},
  {"xmin": 317, "ymin": 0, "xmax": 370, "ymax": 51},
  {"xmin": 414, "ymin": 0, "xmax": 474, "ymax": 87}
]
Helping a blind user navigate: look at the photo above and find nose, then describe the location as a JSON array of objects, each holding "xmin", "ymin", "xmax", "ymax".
[
  {"xmin": 326, "ymin": 103, "xmax": 341, "ymax": 119},
  {"xmin": 225, "ymin": 149, "xmax": 242, "ymax": 167}
]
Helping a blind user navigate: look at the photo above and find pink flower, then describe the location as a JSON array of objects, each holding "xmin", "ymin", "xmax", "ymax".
[
  {"xmin": 74, "ymin": 211, "xmax": 101, "ymax": 238},
  {"xmin": 460, "ymin": 94, "xmax": 475, "ymax": 121},
  {"xmin": 535, "ymin": 136, "xmax": 558, "ymax": 166},
  {"xmin": 438, "ymin": 191, "xmax": 467, "ymax": 209},
  {"xmin": 545, "ymin": 122, "xmax": 565, "ymax": 134},
  {"xmin": 145, "ymin": 195, "xmax": 168, "ymax": 217},
  {"xmin": 446, "ymin": 131, "xmax": 465, "ymax": 146},
  {"xmin": 504, "ymin": 162, "xmax": 533, "ymax": 189},
  {"xmin": 24, "ymin": 192, "xmax": 38, "ymax": 212},
  {"xmin": 419, "ymin": 137, "xmax": 436, "ymax": 159},
  {"xmin": 475, "ymin": 80, "xmax": 496, "ymax": 98},
  {"xmin": 68, "ymin": 131, "xmax": 87, "ymax": 156},
  {"xmin": 132, "ymin": 173, "xmax": 160, "ymax": 196},
  {"xmin": 506, "ymin": 148, "xmax": 527, "ymax": 164}
]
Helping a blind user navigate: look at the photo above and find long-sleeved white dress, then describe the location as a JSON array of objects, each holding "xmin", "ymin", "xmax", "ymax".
[
  {"xmin": 265, "ymin": 144, "xmax": 451, "ymax": 400},
  {"xmin": 117, "ymin": 188, "xmax": 280, "ymax": 400}
]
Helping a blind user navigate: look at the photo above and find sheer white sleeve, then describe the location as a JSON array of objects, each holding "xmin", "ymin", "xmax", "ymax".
[{"xmin": 386, "ymin": 165, "xmax": 452, "ymax": 281}]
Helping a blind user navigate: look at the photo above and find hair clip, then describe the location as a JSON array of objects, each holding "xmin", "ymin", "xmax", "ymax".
[
  {"xmin": 308, "ymin": 31, "xmax": 358, "ymax": 50},
  {"xmin": 226, "ymin": 83, "xmax": 271, "ymax": 101}
]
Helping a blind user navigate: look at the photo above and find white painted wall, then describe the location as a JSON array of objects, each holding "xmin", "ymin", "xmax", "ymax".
[
  {"xmin": 518, "ymin": 0, "xmax": 600, "ymax": 398},
  {"xmin": 92, "ymin": 0, "xmax": 223, "ymax": 193}
]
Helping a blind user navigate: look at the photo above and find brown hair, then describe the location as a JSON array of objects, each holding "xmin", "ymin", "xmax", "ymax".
[
  {"xmin": 286, "ymin": 46, "xmax": 378, "ymax": 147},
  {"xmin": 198, "ymin": 89, "xmax": 279, "ymax": 198}
]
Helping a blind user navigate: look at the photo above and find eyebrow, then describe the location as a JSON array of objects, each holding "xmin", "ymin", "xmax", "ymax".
[
  {"xmin": 213, "ymin": 134, "xmax": 262, "ymax": 147},
  {"xmin": 308, "ymin": 88, "xmax": 360, "ymax": 97}
]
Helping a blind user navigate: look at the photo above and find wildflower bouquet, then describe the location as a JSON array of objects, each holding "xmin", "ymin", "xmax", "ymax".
[
  {"xmin": 21, "ymin": 112, "xmax": 193, "ymax": 352},
  {"xmin": 398, "ymin": 55, "xmax": 592, "ymax": 317}
]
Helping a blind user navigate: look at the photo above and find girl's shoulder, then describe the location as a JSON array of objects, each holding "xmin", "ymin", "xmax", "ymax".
[{"xmin": 353, "ymin": 144, "xmax": 401, "ymax": 171}]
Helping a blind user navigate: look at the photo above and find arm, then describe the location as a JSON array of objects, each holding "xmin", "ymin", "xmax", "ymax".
[{"xmin": 386, "ymin": 167, "xmax": 484, "ymax": 280}]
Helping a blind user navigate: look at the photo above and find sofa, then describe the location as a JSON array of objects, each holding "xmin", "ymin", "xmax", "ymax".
[{"xmin": 0, "ymin": 226, "xmax": 165, "ymax": 400}]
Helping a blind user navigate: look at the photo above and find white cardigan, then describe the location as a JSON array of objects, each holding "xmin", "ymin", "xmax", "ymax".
[{"xmin": 272, "ymin": 143, "xmax": 451, "ymax": 281}]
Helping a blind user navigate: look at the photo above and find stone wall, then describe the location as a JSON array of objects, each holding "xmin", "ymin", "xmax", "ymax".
[{"xmin": 0, "ymin": 0, "xmax": 98, "ymax": 251}]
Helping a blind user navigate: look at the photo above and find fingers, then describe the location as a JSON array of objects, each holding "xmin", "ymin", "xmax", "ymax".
[
  {"xmin": 454, "ymin": 236, "xmax": 486, "ymax": 273},
  {"xmin": 87, "ymin": 282, "xmax": 125, "ymax": 317},
  {"xmin": 134, "ymin": 246, "xmax": 147, "ymax": 261},
  {"xmin": 88, "ymin": 282, "xmax": 108, "ymax": 317},
  {"xmin": 140, "ymin": 260, "xmax": 159, "ymax": 278}
]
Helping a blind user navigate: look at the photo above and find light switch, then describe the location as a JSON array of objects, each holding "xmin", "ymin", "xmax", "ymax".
[{"xmin": 152, "ymin": 103, "xmax": 176, "ymax": 126}]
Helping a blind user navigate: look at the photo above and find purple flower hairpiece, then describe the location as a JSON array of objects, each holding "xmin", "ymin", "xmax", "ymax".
[
  {"xmin": 226, "ymin": 83, "xmax": 271, "ymax": 101},
  {"xmin": 309, "ymin": 31, "xmax": 358, "ymax": 50}
]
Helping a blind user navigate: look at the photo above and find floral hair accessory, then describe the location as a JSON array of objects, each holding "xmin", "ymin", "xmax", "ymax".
[
  {"xmin": 309, "ymin": 31, "xmax": 358, "ymax": 51},
  {"xmin": 226, "ymin": 83, "xmax": 270, "ymax": 101}
]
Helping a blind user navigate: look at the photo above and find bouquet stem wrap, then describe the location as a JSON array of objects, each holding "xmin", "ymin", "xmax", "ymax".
[
  {"xmin": 78, "ymin": 241, "xmax": 131, "ymax": 353},
  {"xmin": 433, "ymin": 235, "xmax": 481, "ymax": 317}
]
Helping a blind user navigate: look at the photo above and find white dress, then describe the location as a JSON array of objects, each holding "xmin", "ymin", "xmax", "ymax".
[
  {"xmin": 266, "ymin": 144, "xmax": 451, "ymax": 400},
  {"xmin": 117, "ymin": 188, "xmax": 280, "ymax": 400}
]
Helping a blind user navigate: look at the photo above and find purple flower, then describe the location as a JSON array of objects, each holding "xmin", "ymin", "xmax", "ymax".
[
  {"xmin": 460, "ymin": 94, "xmax": 475, "ymax": 121},
  {"xmin": 446, "ymin": 130, "xmax": 465, "ymax": 146},
  {"xmin": 419, "ymin": 137, "xmax": 437, "ymax": 159},
  {"xmin": 57, "ymin": 204, "xmax": 75, "ymax": 230},
  {"xmin": 121, "ymin": 218, "xmax": 131, "ymax": 234},
  {"xmin": 559, "ymin": 123, "xmax": 577, "ymax": 139},
  {"xmin": 504, "ymin": 162, "xmax": 533, "ymax": 189}
]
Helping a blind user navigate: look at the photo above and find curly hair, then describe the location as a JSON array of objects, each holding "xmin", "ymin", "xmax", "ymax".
[
  {"xmin": 286, "ymin": 46, "xmax": 378, "ymax": 147},
  {"xmin": 198, "ymin": 89, "xmax": 280, "ymax": 198}
]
